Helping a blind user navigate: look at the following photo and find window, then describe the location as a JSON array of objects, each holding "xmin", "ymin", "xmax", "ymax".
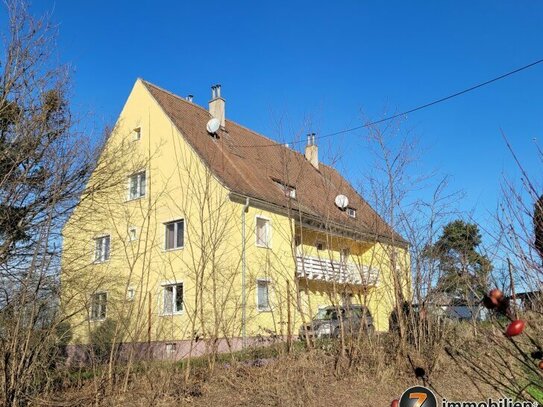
[
  {"xmin": 257, "ymin": 279, "xmax": 271, "ymax": 311},
  {"xmin": 128, "ymin": 227, "xmax": 137, "ymax": 242},
  {"xmin": 284, "ymin": 186, "xmax": 296, "ymax": 199},
  {"xmin": 165, "ymin": 343, "xmax": 177, "ymax": 357},
  {"xmin": 340, "ymin": 248, "xmax": 350, "ymax": 263},
  {"xmin": 272, "ymin": 179, "xmax": 296, "ymax": 199},
  {"xmin": 164, "ymin": 219, "xmax": 184, "ymax": 250},
  {"xmin": 94, "ymin": 235, "xmax": 110, "ymax": 262},
  {"xmin": 128, "ymin": 171, "xmax": 146, "ymax": 200},
  {"xmin": 162, "ymin": 283, "xmax": 183, "ymax": 314},
  {"xmin": 131, "ymin": 127, "xmax": 141, "ymax": 141},
  {"xmin": 127, "ymin": 287, "xmax": 135, "ymax": 301},
  {"xmin": 90, "ymin": 292, "xmax": 107, "ymax": 320},
  {"xmin": 256, "ymin": 217, "xmax": 271, "ymax": 247},
  {"xmin": 346, "ymin": 207, "xmax": 356, "ymax": 218},
  {"xmin": 316, "ymin": 241, "xmax": 326, "ymax": 251}
]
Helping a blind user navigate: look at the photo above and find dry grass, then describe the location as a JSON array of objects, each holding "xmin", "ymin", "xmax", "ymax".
[{"xmin": 39, "ymin": 336, "xmax": 499, "ymax": 407}]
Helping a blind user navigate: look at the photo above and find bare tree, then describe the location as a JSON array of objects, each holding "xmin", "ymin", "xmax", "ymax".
[
  {"xmin": 0, "ymin": 2, "xmax": 142, "ymax": 404},
  {"xmin": 445, "ymin": 134, "xmax": 543, "ymax": 403},
  {"xmin": 358, "ymin": 116, "xmax": 472, "ymax": 391},
  {"xmin": 0, "ymin": 1, "xmax": 98, "ymax": 405}
]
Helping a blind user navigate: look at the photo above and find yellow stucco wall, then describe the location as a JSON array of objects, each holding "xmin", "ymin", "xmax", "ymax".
[{"xmin": 61, "ymin": 79, "xmax": 410, "ymax": 347}]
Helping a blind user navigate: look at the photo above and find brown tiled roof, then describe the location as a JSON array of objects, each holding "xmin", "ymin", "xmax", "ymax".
[{"xmin": 142, "ymin": 80, "xmax": 407, "ymax": 246}]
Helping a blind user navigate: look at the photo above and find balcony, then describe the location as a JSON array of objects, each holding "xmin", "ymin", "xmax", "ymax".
[{"xmin": 295, "ymin": 255, "xmax": 379, "ymax": 286}]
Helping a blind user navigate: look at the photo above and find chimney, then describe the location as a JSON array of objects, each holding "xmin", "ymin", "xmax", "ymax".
[
  {"xmin": 305, "ymin": 133, "xmax": 319, "ymax": 170},
  {"xmin": 209, "ymin": 84, "xmax": 225, "ymax": 128}
]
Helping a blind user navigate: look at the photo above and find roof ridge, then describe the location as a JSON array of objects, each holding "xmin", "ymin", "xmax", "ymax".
[
  {"xmin": 140, "ymin": 79, "xmax": 214, "ymax": 117},
  {"xmin": 227, "ymin": 119, "xmax": 339, "ymax": 176},
  {"xmin": 140, "ymin": 79, "xmax": 333, "ymax": 172}
]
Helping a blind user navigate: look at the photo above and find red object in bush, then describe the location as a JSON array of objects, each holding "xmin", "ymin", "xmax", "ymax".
[
  {"xmin": 489, "ymin": 288, "xmax": 504, "ymax": 301},
  {"xmin": 538, "ymin": 360, "xmax": 543, "ymax": 370},
  {"xmin": 505, "ymin": 320, "xmax": 525, "ymax": 337},
  {"xmin": 391, "ymin": 399, "xmax": 399, "ymax": 407},
  {"xmin": 483, "ymin": 295, "xmax": 497, "ymax": 309}
]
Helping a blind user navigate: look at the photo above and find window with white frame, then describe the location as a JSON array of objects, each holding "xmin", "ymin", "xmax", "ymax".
[
  {"xmin": 131, "ymin": 127, "xmax": 141, "ymax": 141},
  {"xmin": 316, "ymin": 241, "xmax": 326, "ymax": 251},
  {"xmin": 255, "ymin": 217, "xmax": 271, "ymax": 247},
  {"xmin": 164, "ymin": 219, "xmax": 184, "ymax": 250},
  {"xmin": 90, "ymin": 292, "xmax": 107, "ymax": 320},
  {"xmin": 128, "ymin": 171, "xmax": 146, "ymax": 200},
  {"xmin": 94, "ymin": 235, "xmax": 110, "ymax": 262},
  {"xmin": 256, "ymin": 279, "xmax": 271, "ymax": 311},
  {"xmin": 162, "ymin": 283, "xmax": 183, "ymax": 314},
  {"xmin": 346, "ymin": 207, "xmax": 356, "ymax": 218}
]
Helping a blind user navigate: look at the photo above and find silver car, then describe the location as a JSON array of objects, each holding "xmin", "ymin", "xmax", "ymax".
[{"xmin": 298, "ymin": 305, "xmax": 374, "ymax": 340}]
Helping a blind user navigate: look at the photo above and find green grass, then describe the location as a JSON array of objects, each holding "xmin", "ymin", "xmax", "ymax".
[{"xmin": 526, "ymin": 384, "xmax": 543, "ymax": 404}]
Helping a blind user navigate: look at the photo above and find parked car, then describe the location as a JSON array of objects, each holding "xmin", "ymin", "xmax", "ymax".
[{"xmin": 298, "ymin": 305, "xmax": 374, "ymax": 340}]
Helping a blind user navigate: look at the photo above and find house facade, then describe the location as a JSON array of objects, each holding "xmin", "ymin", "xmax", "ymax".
[{"xmin": 61, "ymin": 79, "xmax": 410, "ymax": 360}]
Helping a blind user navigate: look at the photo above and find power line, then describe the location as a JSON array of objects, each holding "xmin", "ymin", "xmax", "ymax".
[{"xmin": 233, "ymin": 58, "xmax": 543, "ymax": 149}]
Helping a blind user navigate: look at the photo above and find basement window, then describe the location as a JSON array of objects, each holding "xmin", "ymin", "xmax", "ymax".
[
  {"xmin": 165, "ymin": 343, "xmax": 177, "ymax": 358},
  {"xmin": 346, "ymin": 207, "xmax": 356, "ymax": 218}
]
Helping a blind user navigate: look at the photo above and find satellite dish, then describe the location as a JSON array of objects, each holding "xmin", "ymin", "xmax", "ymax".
[
  {"xmin": 206, "ymin": 118, "xmax": 220, "ymax": 134},
  {"xmin": 335, "ymin": 194, "xmax": 349, "ymax": 209}
]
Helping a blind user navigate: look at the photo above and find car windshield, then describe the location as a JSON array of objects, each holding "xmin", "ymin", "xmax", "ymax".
[{"xmin": 314, "ymin": 308, "xmax": 341, "ymax": 320}]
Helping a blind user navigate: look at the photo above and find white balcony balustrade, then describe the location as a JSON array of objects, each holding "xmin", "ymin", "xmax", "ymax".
[{"xmin": 295, "ymin": 255, "xmax": 379, "ymax": 286}]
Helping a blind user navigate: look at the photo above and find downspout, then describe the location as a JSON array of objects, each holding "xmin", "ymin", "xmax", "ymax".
[{"xmin": 241, "ymin": 197, "xmax": 250, "ymax": 349}]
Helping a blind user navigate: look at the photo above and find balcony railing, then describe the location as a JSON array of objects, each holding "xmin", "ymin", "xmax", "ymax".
[{"xmin": 295, "ymin": 255, "xmax": 379, "ymax": 286}]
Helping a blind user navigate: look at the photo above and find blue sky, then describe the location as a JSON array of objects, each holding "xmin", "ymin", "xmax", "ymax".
[{"xmin": 19, "ymin": 1, "xmax": 543, "ymax": 235}]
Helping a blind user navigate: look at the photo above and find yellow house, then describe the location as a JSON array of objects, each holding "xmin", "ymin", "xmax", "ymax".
[{"xmin": 61, "ymin": 79, "xmax": 410, "ymax": 360}]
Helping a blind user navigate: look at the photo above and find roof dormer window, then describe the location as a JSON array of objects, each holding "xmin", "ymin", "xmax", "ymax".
[{"xmin": 272, "ymin": 178, "xmax": 296, "ymax": 199}]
